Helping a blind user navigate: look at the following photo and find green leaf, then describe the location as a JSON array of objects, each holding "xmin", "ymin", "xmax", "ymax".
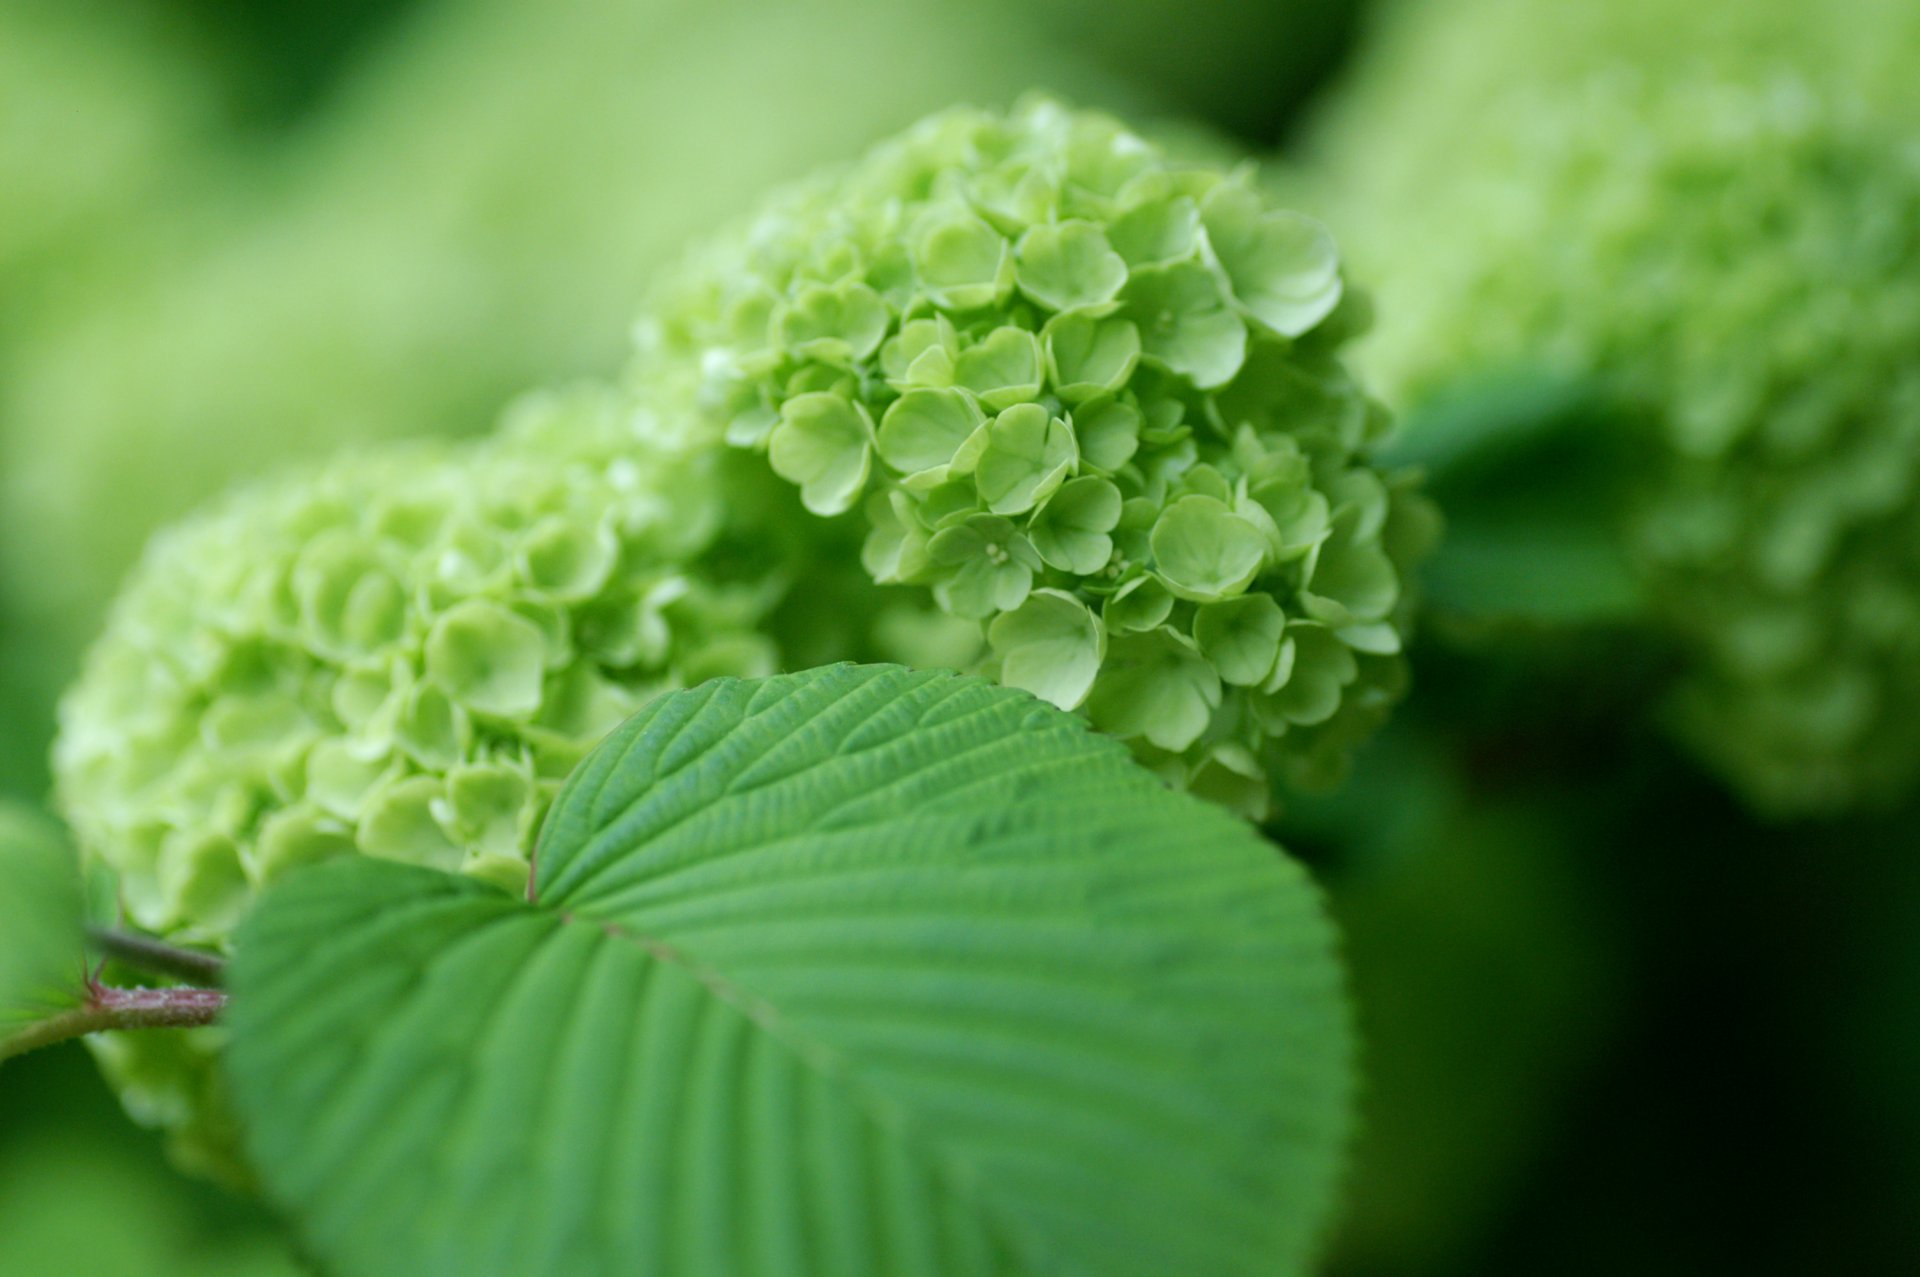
[
  {"xmin": 988, "ymin": 590, "xmax": 1106, "ymax": 710},
  {"xmin": 226, "ymin": 666, "xmax": 1354, "ymax": 1277},
  {"xmin": 768, "ymin": 392, "xmax": 875, "ymax": 516},
  {"xmin": 1387, "ymin": 371, "xmax": 1646, "ymax": 626},
  {"xmin": 0, "ymin": 803, "xmax": 84, "ymax": 1035}
]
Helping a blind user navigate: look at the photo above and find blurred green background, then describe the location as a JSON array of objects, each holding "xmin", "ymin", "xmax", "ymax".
[{"xmin": 2, "ymin": 0, "xmax": 1914, "ymax": 1273}]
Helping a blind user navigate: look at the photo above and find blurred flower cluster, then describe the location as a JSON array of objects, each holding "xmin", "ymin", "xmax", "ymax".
[
  {"xmin": 58, "ymin": 398, "xmax": 775, "ymax": 943},
  {"xmin": 1311, "ymin": 0, "xmax": 1920, "ymax": 813}
]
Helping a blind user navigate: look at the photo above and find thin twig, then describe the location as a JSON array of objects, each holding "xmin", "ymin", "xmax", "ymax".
[
  {"xmin": 0, "ymin": 985, "xmax": 227, "ymax": 1065},
  {"xmin": 86, "ymin": 927, "xmax": 226, "ymax": 985}
]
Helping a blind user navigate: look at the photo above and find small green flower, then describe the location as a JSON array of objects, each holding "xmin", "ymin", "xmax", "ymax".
[
  {"xmin": 1088, "ymin": 627, "xmax": 1224, "ymax": 753},
  {"xmin": 976, "ymin": 403, "xmax": 1076, "ymax": 516},
  {"xmin": 928, "ymin": 514, "xmax": 1041, "ymax": 618},
  {"xmin": 876, "ymin": 387, "xmax": 987, "ymax": 480},
  {"xmin": 768, "ymin": 392, "xmax": 874, "ymax": 515},
  {"xmin": 1201, "ymin": 185, "xmax": 1343, "ymax": 338},
  {"xmin": 1152, "ymin": 494, "xmax": 1270, "ymax": 602},
  {"xmin": 988, "ymin": 589, "xmax": 1106, "ymax": 710},
  {"xmin": 1015, "ymin": 220, "xmax": 1129, "ymax": 312},
  {"xmin": 1259, "ymin": 622, "xmax": 1358, "ymax": 728},
  {"xmin": 953, "ymin": 327, "xmax": 1045, "ymax": 410},
  {"xmin": 1031, "ymin": 476, "xmax": 1123, "ymax": 574},
  {"xmin": 778, "ymin": 281, "xmax": 891, "ymax": 363},
  {"xmin": 1194, "ymin": 595, "xmax": 1287, "ymax": 687},
  {"xmin": 1122, "ymin": 259, "xmax": 1247, "ymax": 389}
]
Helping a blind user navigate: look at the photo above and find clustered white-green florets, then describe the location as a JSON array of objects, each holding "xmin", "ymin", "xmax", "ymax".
[
  {"xmin": 50, "ymin": 100, "xmax": 1427, "ymax": 1180},
  {"xmin": 55, "ymin": 392, "xmax": 776, "ymax": 943},
  {"xmin": 630, "ymin": 100, "xmax": 1433, "ymax": 814},
  {"xmin": 1318, "ymin": 46, "xmax": 1920, "ymax": 813}
]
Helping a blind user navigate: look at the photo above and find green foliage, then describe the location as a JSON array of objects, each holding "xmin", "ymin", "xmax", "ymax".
[
  {"xmin": 226, "ymin": 664, "xmax": 1354, "ymax": 1277},
  {"xmin": 51, "ymin": 398, "xmax": 782, "ymax": 1172},
  {"xmin": 1309, "ymin": 0, "xmax": 1920, "ymax": 814},
  {"xmin": 1294, "ymin": 733, "xmax": 1625, "ymax": 1272},
  {"xmin": 634, "ymin": 99, "xmax": 1436, "ymax": 816},
  {"xmin": 0, "ymin": 0, "xmax": 222, "ymax": 314},
  {"xmin": 0, "ymin": 802, "xmax": 83, "ymax": 1034},
  {"xmin": 0, "ymin": 1046, "xmax": 299, "ymax": 1277}
]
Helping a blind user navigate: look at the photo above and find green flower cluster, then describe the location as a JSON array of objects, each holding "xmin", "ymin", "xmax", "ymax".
[
  {"xmin": 633, "ymin": 100, "xmax": 1433, "ymax": 813},
  {"xmin": 1312, "ymin": 14, "xmax": 1920, "ymax": 812},
  {"xmin": 56, "ymin": 391, "xmax": 775, "ymax": 943},
  {"xmin": 54, "ymin": 394, "xmax": 778, "ymax": 1180}
]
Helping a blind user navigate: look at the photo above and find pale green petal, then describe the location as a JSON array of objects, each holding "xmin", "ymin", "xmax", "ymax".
[
  {"xmin": 914, "ymin": 212, "xmax": 1013, "ymax": 311},
  {"xmin": 1194, "ymin": 595, "xmax": 1287, "ymax": 687},
  {"xmin": 1087, "ymin": 627, "xmax": 1223, "ymax": 752},
  {"xmin": 1031, "ymin": 476, "xmax": 1123, "ymax": 575},
  {"xmin": 1045, "ymin": 313, "xmax": 1142, "ymax": 403},
  {"xmin": 424, "ymin": 600, "xmax": 549, "ymax": 719},
  {"xmin": 1201, "ymin": 185, "xmax": 1342, "ymax": 338},
  {"xmin": 953, "ymin": 327, "xmax": 1045, "ymax": 410},
  {"xmin": 1074, "ymin": 398, "xmax": 1144, "ymax": 473},
  {"xmin": 976, "ymin": 403, "xmax": 1077, "ymax": 516},
  {"xmin": 1015, "ymin": 219, "xmax": 1129, "ymax": 312},
  {"xmin": 877, "ymin": 387, "xmax": 986, "ymax": 476},
  {"xmin": 1122, "ymin": 260, "xmax": 1247, "ymax": 388},
  {"xmin": 768, "ymin": 392, "xmax": 875, "ymax": 516},
  {"xmin": 1103, "ymin": 574, "xmax": 1176, "ymax": 633},
  {"xmin": 1152, "ymin": 494, "xmax": 1270, "ymax": 602},
  {"xmin": 988, "ymin": 589, "xmax": 1106, "ymax": 709}
]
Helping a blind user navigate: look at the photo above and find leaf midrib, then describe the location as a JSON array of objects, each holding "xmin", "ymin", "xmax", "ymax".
[{"xmin": 554, "ymin": 902, "xmax": 1045, "ymax": 1277}]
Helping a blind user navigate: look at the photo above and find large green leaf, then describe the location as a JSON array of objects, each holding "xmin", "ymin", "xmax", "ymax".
[
  {"xmin": 226, "ymin": 664, "xmax": 1353, "ymax": 1277},
  {"xmin": 0, "ymin": 802, "xmax": 85, "ymax": 1035}
]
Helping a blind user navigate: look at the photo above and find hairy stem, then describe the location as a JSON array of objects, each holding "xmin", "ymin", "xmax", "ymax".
[
  {"xmin": 0, "ymin": 985, "xmax": 227, "ymax": 1065},
  {"xmin": 87, "ymin": 927, "xmax": 226, "ymax": 984}
]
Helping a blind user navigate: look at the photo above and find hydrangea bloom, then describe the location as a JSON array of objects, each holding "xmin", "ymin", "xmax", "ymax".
[
  {"xmin": 57, "ymin": 393, "xmax": 774, "ymax": 940},
  {"xmin": 53, "ymin": 395, "xmax": 777, "ymax": 1177},
  {"xmin": 631, "ymin": 100, "xmax": 1434, "ymax": 814},
  {"xmin": 1311, "ymin": 5, "xmax": 1920, "ymax": 813}
]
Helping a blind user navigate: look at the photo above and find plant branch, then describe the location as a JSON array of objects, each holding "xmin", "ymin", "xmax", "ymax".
[
  {"xmin": 0, "ymin": 985, "xmax": 227, "ymax": 1065},
  {"xmin": 87, "ymin": 926, "xmax": 226, "ymax": 984}
]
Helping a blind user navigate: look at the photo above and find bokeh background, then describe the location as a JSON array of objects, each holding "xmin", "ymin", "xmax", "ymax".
[{"xmin": 2, "ymin": 0, "xmax": 1913, "ymax": 1272}]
